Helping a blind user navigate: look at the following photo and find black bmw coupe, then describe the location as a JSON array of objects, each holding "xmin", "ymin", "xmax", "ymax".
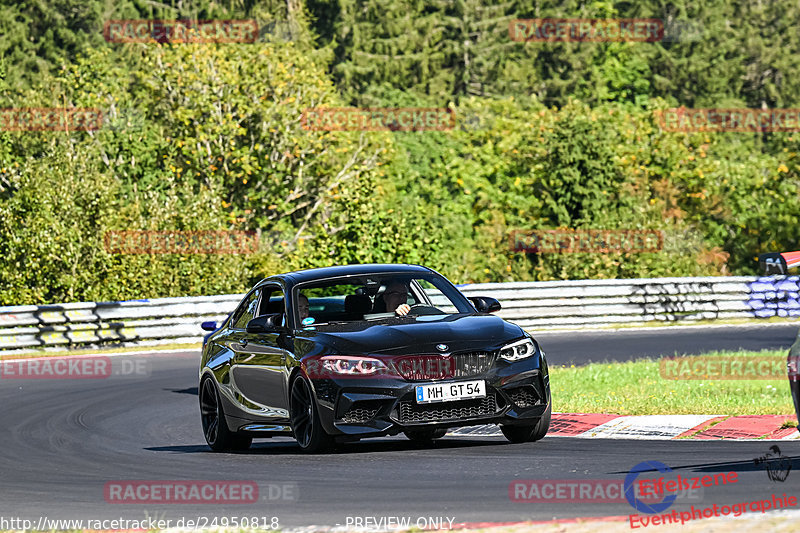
[{"xmin": 199, "ymin": 264, "xmax": 551, "ymax": 452}]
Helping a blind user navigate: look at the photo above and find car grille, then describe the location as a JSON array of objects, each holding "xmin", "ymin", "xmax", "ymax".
[
  {"xmin": 395, "ymin": 351, "xmax": 496, "ymax": 381},
  {"xmin": 508, "ymin": 385, "xmax": 541, "ymax": 408},
  {"xmin": 393, "ymin": 355, "xmax": 455, "ymax": 380},
  {"xmin": 397, "ymin": 394, "xmax": 499, "ymax": 423},
  {"xmin": 452, "ymin": 351, "xmax": 495, "ymax": 378}
]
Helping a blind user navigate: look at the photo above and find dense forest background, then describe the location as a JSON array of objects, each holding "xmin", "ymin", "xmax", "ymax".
[{"xmin": 1, "ymin": 0, "xmax": 799, "ymax": 304}]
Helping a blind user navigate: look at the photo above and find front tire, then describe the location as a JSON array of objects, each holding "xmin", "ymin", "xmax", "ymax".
[
  {"xmin": 200, "ymin": 377, "xmax": 252, "ymax": 452},
  {"xmin": 290, "ymin": 376, "xmax": 333, "ymax": 453},
  {"xmin": 404, "ymin": 428, "xmax": 446, "ymax": 443},
  {"xmin": 529, "ymin": 403, "xmax": 551, "ymax": 442},
  {"xmin": 500, "ymin": 403, "xmax": 551, "ymax": 443}
]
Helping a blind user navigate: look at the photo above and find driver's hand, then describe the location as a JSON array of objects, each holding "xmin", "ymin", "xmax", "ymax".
[{"xmin": 395, "ymin": 304, "xmax": 411, "ymax": 316}]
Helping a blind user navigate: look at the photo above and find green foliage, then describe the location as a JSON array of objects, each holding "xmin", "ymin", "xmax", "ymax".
[
  {"xmin": 0, "ymin": 29, "xmax": 387, "ymax": 304},
  {"xmin": 3, "ymin": 1, "xmax": 800, "ymax": 305},
  {"xmin": 322, "ymin": 0, "xmax": 800, "ymax": 108}
]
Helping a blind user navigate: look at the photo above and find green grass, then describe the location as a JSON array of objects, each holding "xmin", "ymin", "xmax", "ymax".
[{"xmin": 551, "ymin": 349, "xmax": 796, "ymax": 416}]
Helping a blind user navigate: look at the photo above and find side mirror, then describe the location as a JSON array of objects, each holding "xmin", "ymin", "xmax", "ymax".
[
  {"xmin": 469, "ymin": 296, "xmax": 501, "ymax": 314},
  {"xmin": 246, "ymin": 313, "xmax": 283, "ymax": 333},
  {"xmin": 759, "ymin": 252, "xmax": 789, "ymax": 275},
  {"xmin": 201, "ymin": 321, "xmax": 218, "ymax": 332}
]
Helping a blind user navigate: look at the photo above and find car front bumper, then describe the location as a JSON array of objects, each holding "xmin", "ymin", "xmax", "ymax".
[{"xmin": 309, "ymin": 356, "xmax": 550, "ymax": 438}]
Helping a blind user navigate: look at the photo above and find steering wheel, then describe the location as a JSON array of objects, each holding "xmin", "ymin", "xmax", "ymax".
[{"xmin": 405, "ymin": 304, "xmax": 442, "ymax": 316}]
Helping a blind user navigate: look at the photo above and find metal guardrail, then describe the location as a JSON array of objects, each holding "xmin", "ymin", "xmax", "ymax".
[
  {"xmin": 1, "ymin": 276, "xmax": 797, "ymax": 352},
  {"xmin": 0, "ymin": 295, "xmax": 242, "ymax": 353}
]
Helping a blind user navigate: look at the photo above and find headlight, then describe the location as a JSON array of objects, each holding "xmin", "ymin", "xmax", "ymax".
[
  {"xmin": 320, "ymin": 356, "xmax": 388, "ymax": 375},
  {"xmin": 789, "ymin": 354, "xmax": 799, "ymax": 381},
  {"xmin": 499, "ymin": 338, "xmax": 537, "ymax": 362}
]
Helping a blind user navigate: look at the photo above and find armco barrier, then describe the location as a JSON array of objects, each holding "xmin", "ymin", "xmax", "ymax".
[
  {"xmin": 0, "ymin": 276, "xmax": 797, "ymax": 352},
  {"xmin": 0, "ymin": 295, "xmax": 242, "ymax": 353}
]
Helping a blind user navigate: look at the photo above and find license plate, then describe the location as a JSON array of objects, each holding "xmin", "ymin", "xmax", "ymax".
[{"xmin": 415, "ymin": 380, "xmax": 486, "ymax": 404}]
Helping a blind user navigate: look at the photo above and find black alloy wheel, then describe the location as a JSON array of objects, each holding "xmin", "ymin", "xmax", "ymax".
[
  {"xmin": 290, "ymin": 376, "xmax": 333, "ymax": 453},
  {"xmin": 200, "ymin": 377, "xmax": 252, "ymax": 452}
]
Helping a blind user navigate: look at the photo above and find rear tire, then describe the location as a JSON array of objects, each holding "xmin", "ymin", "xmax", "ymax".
[
  {"xmin": 404, "ymin": 428, "xmax": 447, "ymax": 443},
  {"xmin": 290, "ymin": 376, "xmax": 333, "ymax": 453},
  {"xmin": 200, "ymin": 377, "xmax": 252, "ymax": 452},
  {"xmin": 500, "ymin": 403, "xmax": 551, "ymax": 443}
]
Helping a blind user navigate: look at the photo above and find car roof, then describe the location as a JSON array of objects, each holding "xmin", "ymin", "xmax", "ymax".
[{"xmin": 255, "ymin": 263, "xmax": 435, "ymax": 288}]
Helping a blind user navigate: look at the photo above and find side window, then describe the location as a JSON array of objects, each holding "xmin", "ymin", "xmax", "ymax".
[
  {"xmin": 231, "ymin": 290, "xmax": 261, "ymax": 329},
  {"xmin": 416, "ymin": 279, "xmax": 458, "ymax": 313},
  {"xmin": 258, "ymin": 286, "xmax": 287, "ymax": 327}
]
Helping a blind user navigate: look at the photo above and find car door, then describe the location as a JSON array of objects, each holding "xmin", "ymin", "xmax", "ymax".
[{"xmin": 228, "ymin": 284, "xmax": 290, "ymax": 420}]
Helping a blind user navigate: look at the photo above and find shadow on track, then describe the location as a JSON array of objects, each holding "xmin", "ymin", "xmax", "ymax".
[
  {"xmin": 146, "ymin": 437, "xmax": 510, "ymax": 456},
  {"xmin": 610, "ymin": 456, "xmax": 800, "ymax": 475},
  {"xmin": 168, "ymin": 387, "xmax": 198, "ymax": 395}
]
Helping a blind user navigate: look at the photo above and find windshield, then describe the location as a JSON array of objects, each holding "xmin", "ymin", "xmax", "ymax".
[{"xmin": 293, "ymin": 273, "xmax": 472, "ymax": 327}]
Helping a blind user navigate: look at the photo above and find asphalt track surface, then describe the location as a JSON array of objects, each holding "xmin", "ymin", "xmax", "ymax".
[{"xmin": 1, "ymin": 325, "xmax": 799, "ymax": 528}]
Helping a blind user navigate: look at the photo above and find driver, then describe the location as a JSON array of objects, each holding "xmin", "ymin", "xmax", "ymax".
[
  {"xmin": 379, "ymin": 280, "xmax": 411, "ymax": 316},
  {"xmin": 298, "ymin": 293, "xmax": 310, "ymax": 320}
]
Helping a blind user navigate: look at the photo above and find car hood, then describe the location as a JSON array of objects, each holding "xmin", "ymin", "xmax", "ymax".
[{"xmin": 294, "ymin": 314, "xmax": 526, "ymax": 355}]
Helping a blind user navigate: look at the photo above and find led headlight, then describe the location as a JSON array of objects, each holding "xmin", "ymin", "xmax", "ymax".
[
  {"xmin": 320, "ymin": 356, "xmax": 388, "ymax": 375},
  {"xmin": 499, "ymin": 338, "xmax": 536, "ymax": 362}
]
